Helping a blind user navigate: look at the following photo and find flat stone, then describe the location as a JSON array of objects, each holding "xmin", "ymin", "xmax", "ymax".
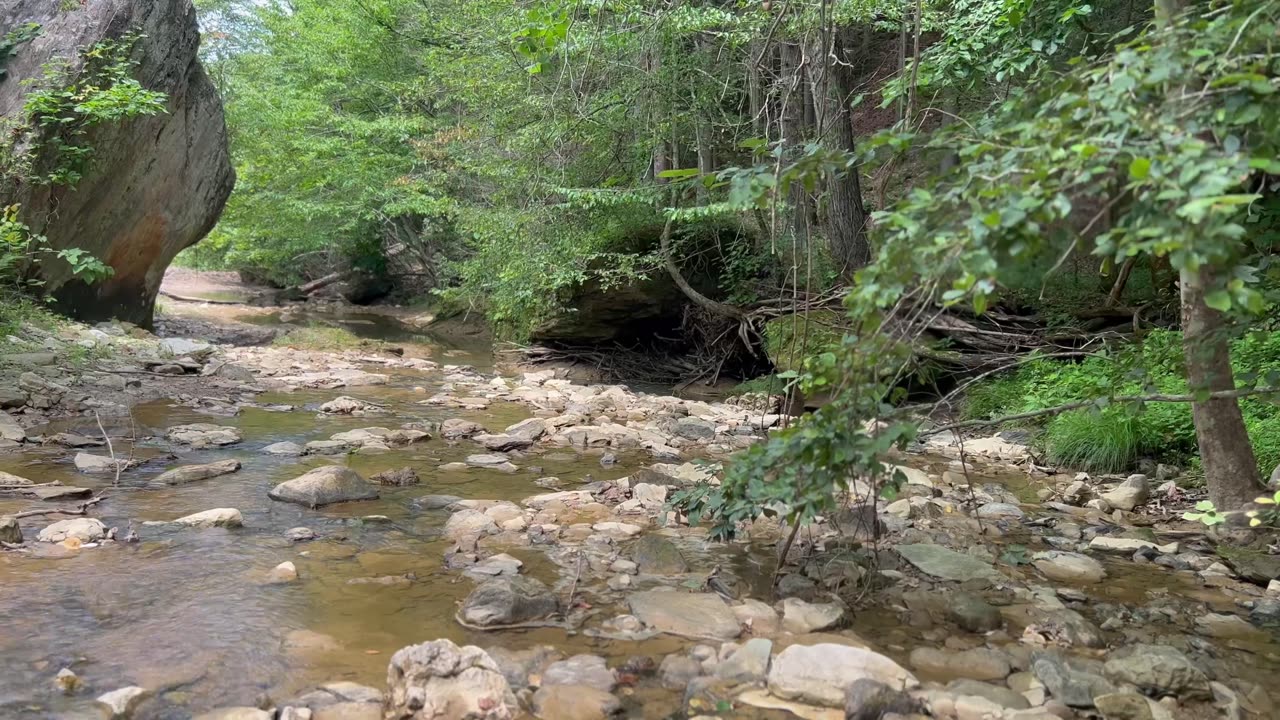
[
  {"xmin": 947, "ymin": 679, "xmax": 1030, "ymax": 709},
  {"xmin": 782, "ymin": 597, "xmax": 846, "ymax": 633},
  {"xmin": 31, "ymin": 485, "xmax": 93, "ymax": 501},
  {"xmin": 733, "ymin": 599, "xmax": 781, "ymax": 635},
  {"xmin": 1093, "ymin": 692, "xmax": 1158, "ymax": 720},
  {"xmin": 1196, "ymin": 612, "xmax": 1268, "ymax": 641},
  {"xmin": 168, "ymin": 508, "xmax": 243, "ymax": 528},
  {"xmin": 976, "ymin": 502, "xmax": 1025, "ymax": 518},
  {"xmin": 0, "ymin": 470, "xmax": 33, "ymax": 486},
  {"xmin": 768, "ymin": 643, "xmax": 918, "ymax": 708},
  {"xmin": 37, "ymin": 517, "xmax": 106, "ymax": 543},
  {"xmin": 269, "ymin": 466, "xmax": 378, "ymax": 508},
  {"xmin": 155, "ymin": 459, "xmax": 242, "ymax": 485},
  {"xmin": 1033, "ymin": 550, "xmax": 1106, "ymax": 584},
  {"xmin": 166, "ymin": 423, "xmax": 242, "ymax": 448},
  {"xmin": 910, "ymin": 647, "xmax": 1010, "ymax": 682},
  {"xmin": 194, "ymin": 708, "xmax": 272, "ymax": 720},
  {"xmin": 263, "ymin": 441, "xmax": 304, "ymax": 456},
  {"xmin": 74, "ymin": 452, "xmax": 128, "ymax": 473},
  {"xmin": 896, "ymin": 544, "xmax": 1001, "ymax": 582},
  {"xmin": 1088, "ymin": 536, "xmax": 1177, "ymax": 555},
  {"xmin": 628, "ymin": 590, "xmax": 740, "ymax": 640}
]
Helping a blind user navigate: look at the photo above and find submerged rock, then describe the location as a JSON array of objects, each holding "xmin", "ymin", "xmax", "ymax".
[
  {"xmin": 631, "ymin": 534, "xmax": 689, "ymax": 574},
  {"xmin": 370, "ymin": 467, "xmax": 420, "ymax": 486},
  {"xmin": 268, "ymin": 466, "xmax": 378, "ymax": 508},
  {"xmin": 155, "ymin": 459, "xmax": 242, "ymax": 485},
  {"xmin": 627, "ymin": 590, "xmax": 740, "ymax": 640},
  {"xmin": 385, "ymin": 640, "xmax": 515, "ymax": 719},
  {"xmin": 459, "ymin": 576, "xmax": 558, "ymax": 627},
  {"xmin": 896, "ymin": 543, "xmax": 1002, "ymax": 582},
  {"xmin": 263, "ymin": 441, "xmax": 304, "ymax": 456},
  {"xmin": 767, "ymin": 643, "xmax": 918, "ymax": 708}
]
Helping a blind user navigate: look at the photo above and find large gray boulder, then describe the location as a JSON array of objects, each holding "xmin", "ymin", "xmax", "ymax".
[
  {"xmin": 268, "ymin": 465, "xmax": 378, "ymax": 508},
  {"xmin": 0, "ymin": 0, "xmax": 233, "ymax": 326}
]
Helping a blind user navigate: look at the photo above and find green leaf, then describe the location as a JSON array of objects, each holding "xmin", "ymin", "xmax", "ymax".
[
  {"xmin": 1204, "ymin": 290, "xmax": 1232, "ymax": 311},
  {"xmin": 657, "ymin": 168, "xmax": 700, "ymax": 180},
  {"xmin": 1127, "ymin": 157, "xmax": 1151, "ymax": 181}
]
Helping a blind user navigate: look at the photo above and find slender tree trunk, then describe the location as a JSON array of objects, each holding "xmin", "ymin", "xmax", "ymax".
[
  {"xmin": 1181, "ymin": 269, "xmax": 1261, "ymax": 510},
  {"xmin": 780, "ymin": 42, "xmax": 811, "ymax": 244},
  {"xmin": 747, "ymin": 40, "xmax": 767, "ymax": 136},
  {"xmin": 809, "ymin": 30, "xmax": 871, "ymax": 277}
]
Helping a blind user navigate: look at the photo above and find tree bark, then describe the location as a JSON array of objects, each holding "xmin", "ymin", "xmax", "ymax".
[
  {"xmin": 1181, "ymin": 266, "xmax": 1262, "ymax": 509},
  {"xmin": 780, "ymin": 41, "xmax": 811, "ymax": 244},
  {"xmin": 809, "ymin": 30, "xmax": 872, "ymax": 277}
]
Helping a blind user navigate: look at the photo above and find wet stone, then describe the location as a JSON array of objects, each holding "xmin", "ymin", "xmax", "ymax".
[
  {"xmin": 269, "ymin": 466, "xmax": 379, "ymax": 508},
  {"xmin": 460, "ymin": 576, "xmax": 558, "ymax": 627},
  {"xmin": 631, "ymin": 534, "xmax": 689, "ymax": 574},
  {"xmin": 627, "ymin": 590, "xmax": 740, "ymax": 640}
]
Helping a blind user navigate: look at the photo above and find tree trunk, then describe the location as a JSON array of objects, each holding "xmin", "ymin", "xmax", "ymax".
[
  {"xmin": 1181, "ymin": 266, "xmax": 1261, "ymax": 509},
  {"xmin": 780, "ymin": 42, "xmax": 811, "ymax": 244},
  {"xmin": 809, "ymin": 30, "xmax": 872, "ymax": 277}
]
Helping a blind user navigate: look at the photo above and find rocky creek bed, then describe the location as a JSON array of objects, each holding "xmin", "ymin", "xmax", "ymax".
[{"xmin": 0, "ymin": 303, "xmax": 1278, "ymax": 720}]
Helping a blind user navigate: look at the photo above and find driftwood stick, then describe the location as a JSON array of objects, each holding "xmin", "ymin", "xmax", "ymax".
[
  {"xmin": 11, "ymin": 494, "xmax": 105, "ymax": 519},
  {"xmin": 921, "ymin": 386, "xmax": 1280, "ymax": 437}
]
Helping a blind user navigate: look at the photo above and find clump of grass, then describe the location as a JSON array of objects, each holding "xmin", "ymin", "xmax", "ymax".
[
  {"xmin": 272, "ymin": 324, "xmax": 364, "ymax": 351},
  {"xmin": 731, "ymin": 373, "xmax": 788, "ymax": 396},
  {"xmin": 1045, "ymin": 410, "xmax": 1147, "ymax": 473}
]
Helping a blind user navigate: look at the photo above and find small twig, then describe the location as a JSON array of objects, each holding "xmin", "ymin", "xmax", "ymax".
[
  {"xmin": 772, "ymin": 516, "xmax": 804, "ymax": 594},
  {"xmin": 94, "ymin": 411, "xmax": 121, "ymax": 486},
  {"xmin": 566, "ymin": 551, "xmax": 584, "ymax": 609}
]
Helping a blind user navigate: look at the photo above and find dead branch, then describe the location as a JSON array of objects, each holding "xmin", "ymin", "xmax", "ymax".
[
  {"xmin": 11, "ymin": 494, "xmax": 106, "ymax": 519},
  {"xmin": 157, "ymin": 290, "xmax": 243, "ymax": 305},
  {"xmin": 921, "ymin": 386, "xmax": 1280, "ymax": 437}
]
